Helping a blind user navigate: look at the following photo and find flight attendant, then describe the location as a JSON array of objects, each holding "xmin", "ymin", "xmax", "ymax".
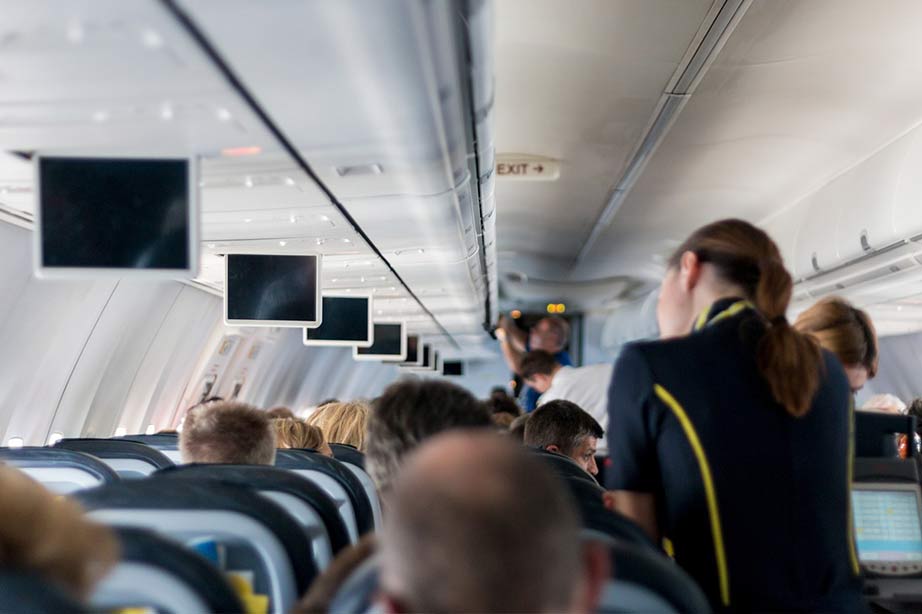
[{"xmin": 606, "ymin": 219, "xmax": 865, "ymax": 612}]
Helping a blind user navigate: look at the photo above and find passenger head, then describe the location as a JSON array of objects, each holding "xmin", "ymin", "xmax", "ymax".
[
  {"xmin": 519, "ymin": 350, "xmax": 562, "ymax": 394},
  {"xmin": 379, "ymin": 432, "xmax": 606, "ymax": 613},
  {"xmin": 862, "ymin": 393, "xmax": 906, "ymax": 415},
  {"xmin": 273, "ymin": 418, "xmax": 333, "ymax": 457},
  {"xmin": 794, "ymin": 297, "xmax": 879, "ymax": 393},
  {"xmin": 491, "ymin": 412, "xmax": 516, "ymax": 430},
  {"xmin": 525, "ymin": 400, "xmax": 604, "ymax": 476},
  {"xmin": 509, "ymin": 413, "xmax": 530, "ymax": 442},
  {"xmin": 266, "ymin": 406, "xmax": 296, "ymax": 420},
  {"xmin": 306, "ymin": 400, "xmax": 369, "ymax": 451},
  {"xmin": 317, "ymin": 398, "xmax": 340, "ymax": 408},
  {"xmin": 484, "ymin": 393, "xmax": 523, "ymax": 418},
  {"xmin": 180, "ymin": 401, "xmax": 277, "ymax": 465},
  {"xmin": 0, "ymin": 466, "xmax": 118, "ymax": 600},
  {"xmin": 366, "ymin": 379, "xmax": 492, "ymax": 494},
  {"xmin": 660, "ymin": 218, "xmax": 823, "ymax": 417},
  {"xmin": 528, "ymin": 316, "xmax": 570, "ymax": 353}
]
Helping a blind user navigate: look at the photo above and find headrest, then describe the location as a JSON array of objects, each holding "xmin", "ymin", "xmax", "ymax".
[
  {"xmin": 94, "ymin": 526, "xmax": 244, "ymax": 613},
  {"xmin": 0, "ymin": 570, "xmax": 87, "ymax": 614},
  {"xmin": 54, "ymin": 439, "xmax": 173, "ymax": 476},
  {"xmin": 156, "ymin": 463, "xmax": 351, "ymax": 555},
  {"xmin": 530, "ymin": 447, "xmax": 600, "ymax": 486},
  {"xmin": 118, "ymin": 433, "xmax": 179, "ymax": 450},
  {"xmin": 569, "ymin": 479, "xmax": 657, "ymax": 550},
  {"xmin": 275, "ymin": 450, "xmax": 375, "ymax": 535},
  {"xmin": 0, "ymin": 447, "xmax": 119, "ymax": 493},
  {"xmin": 329, "ymin": 444, "xmax": 366, "ymax": 469}
]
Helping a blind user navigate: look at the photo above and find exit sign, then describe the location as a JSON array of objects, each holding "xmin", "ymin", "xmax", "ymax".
[{"xmin": 495, "ymin": 155, "xmax": 560, "ymax": 181}]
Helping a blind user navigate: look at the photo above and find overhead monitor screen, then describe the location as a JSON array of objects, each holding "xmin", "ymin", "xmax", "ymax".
[
  {"xmin": 443, "ymin": 360, "xmax": 464, "ymax": 376},
  {"xmin": 397, "ymin": 335, "xmax": 422, "ymax": 366},
  {"xmin": 304, "ymin": 295, "xmax": 373, "ymax": 347},
  {"xmin": 36, "ymin": 155, "xmax": 197, "ymax": 276},
  {"xmin": 354, "ymin": 322, "xmax": 406, "ymax": 361},
  {"xmin": 225, "ymin": 254, "xmax": 321, "ymax": 327},
  {"xmin": 853, "ymin": 486, "xmax": 922, "ymax": 563},
  {"xmin": 431, "ymin": 350, "xmax": 440, "ymax": 372}
]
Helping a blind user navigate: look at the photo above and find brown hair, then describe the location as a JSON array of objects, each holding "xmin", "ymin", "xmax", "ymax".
[
  {"xmin": 306, "ymin": 400, "xmax": 370, "ymax": 451},
  {"xmin": 266, "ymin": 406, "xmax": 296, "ymax": 420},
  {"xmin": 180, "ymin": 401, "xmax": 277, "ymax": 465},
  {"xmin": 0, "ymin": 467, "xmax": 118, "ymax": 599},
  {"xmin": 273, "ymin": 418, "xmax": 326, "ymax": 450},
  {"xmin": 670, "ymin": 219, "xmax": 823, "ymax": 417},
  {"xmin": 518, "ymin": 350, "xmax": 560, "ymax": 380},
  {"xmin": 524, "ymin": 399, "xmax": 604, "ymax": 456},
  {"xmin": 794, "ymin": 297, "xmax": 878, "ymax": 378}
]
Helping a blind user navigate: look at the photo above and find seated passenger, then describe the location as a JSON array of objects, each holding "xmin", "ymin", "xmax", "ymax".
[
  {"xmin": 794, "ymin": 296, "xmax": 878, "ymax": 393},
  {"xmin": 273, "ymin": 418, "xmax": 333, "ymax": 457},
  {"xmin": 378, "ymin": 432, "xmax": 607, "ymax": 613},
  {"xmin": 267, "ymin": 406, "xmax": 297, "ymax": 420},
  {"xmin": 0, "ymin": 466, "xmax": 118, "ymax": 602},
  {"xmin": 508, "ymin": 413, "xmax": 529, "ymax": 442},
  {"xmin": 365, "ymin": 380, "xmax": 492, "ymax": 495},
  {"xmin": 306, "ymin": 400, "xmax": 369, "ymax": 451},
  {"xmin": 180, "ymin": 401, "xmax": 277, "ymax": 465},
  {"xmin": 490, "ymin": 412, "xmax": 516, "ymax": 430},
  {"xmin": 520, "ymin": 350, "xmax": 612, "ymax": 459},
  {"xmin": 524, "ymin": 400, "xmax": 604, "ymax": 477},
  {"xmin": 606, "ymin": 219, "xmax": 864, "ymax": 611},
  {"xmin": 484, "ymin": 393, "xmax": 523, "ymax": 419}
]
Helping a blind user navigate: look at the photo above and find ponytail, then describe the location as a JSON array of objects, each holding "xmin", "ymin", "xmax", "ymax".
[
  {"xmin": 754, "ymin": 258, "xmax": 822, "ymax": 417},
  {"xmin": 670, "ymin": 219, "xmax": 824, "ymax": 417}
]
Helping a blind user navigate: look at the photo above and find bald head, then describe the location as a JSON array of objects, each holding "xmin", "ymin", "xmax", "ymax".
[{"xmin": 380, "ymin": 432, "xmax": 584, "ymax": 613}]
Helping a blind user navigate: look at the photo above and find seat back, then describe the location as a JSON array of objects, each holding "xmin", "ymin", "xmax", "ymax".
[
  {"xmin": 596, "ymin": 539, "xmax": 711, "ymax": 614},
  {"xmin": 328, "ymin": 445, "xmax": 382, "ymax": 529},
  {"xmin": 157, "ymin": 464, "xmax": 352, "ymax": 568},
  {"xmin": 0, "ymin": 447, "xmax": 119, "ymax": 494},
  {"xmin": 855, "ymin": 411, "xmax": 917, "ymax": 458},
  {"xmin": 531, "ymin": 447, "xmax": 600, "ymax": 486},
  {"xmin": 275, "ymin": 449, "xmax": 375, "ymax": 540},
  {"xmin": 120, "ymin": 433, "xmax": 182, "ymax": 462},
  {"xmin": 328, "ymin": 554, "xmax": 380, "ymax": 614},
  {"xmin": 566, "ymin": 477, "xmax": 657, "ymax": 550},
  {"xmin": 54, "ymin": 438, "xmax": 173, "ymax": 478},
  {"xmin": 0, "ymin": 570, "xmax": 87, "ymax": 614},
  {"xmin": 75, "ymin": 476, "xmax": 315, "ymax": 614},
  {"xmin": 93, "ymin": 527, "xmax": 243, "ymax": 614}
]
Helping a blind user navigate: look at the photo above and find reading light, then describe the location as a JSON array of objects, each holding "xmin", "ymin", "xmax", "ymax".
[
  {"xmin": 114, "ymin": 427, "xmax": 127, "ymax": 437},
  {"xmin": 47, "ymin": 432, "xmax": 64, "ymax": 445},
  {"xmin": 7, "ymin": 437, "xmax": 23, "ymax": 448},
  {"xmin": 216, "ymin": 107, "xmax": 232, "ymax": 122}
]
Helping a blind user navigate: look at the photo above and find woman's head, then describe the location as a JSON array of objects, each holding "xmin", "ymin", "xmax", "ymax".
[
  {"xmin": 660, "ymin": 219, "xmax": 822, "ymax": 417},
  {"xmin": 273, "ymin": 418, "xmax": 333, "ymax": 456},
  {"xmin": 794, "ymin": 297, "xmax": 878, "ymax": 393},
  {"xmin": 306, "ymin": 400, "xmax": 370, "ymax": 451}
]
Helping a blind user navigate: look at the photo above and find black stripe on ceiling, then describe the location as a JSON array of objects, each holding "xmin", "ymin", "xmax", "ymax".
[{"xmin": 159, "ymin": 0, "xmax": 461, "ymax": 350}]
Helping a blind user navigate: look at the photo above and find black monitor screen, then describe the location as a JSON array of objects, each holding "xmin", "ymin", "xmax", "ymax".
[
  {"xmin": 226, "ymin": 254, "xmax": 319, "ymax": 324},
  {"xmin": 399, "ymin": 335, "xmax": 420, "ymax": 365},
  {"xmin": 431, "ymin": 350, "xmax": 440, "ymax": 372},
  {"xmin": 306, "ymin": 296, "xmax": 371, "ymax": 343},
  {"xmin": 356, "ymin": 323, "xmax": 404, "ymax": 357},
  {"xmin": 419, "ymin": 345, "xmax": 432, "ymax": 368},
  {"xmin": 39, "ymin": 156, "xmax": 192, "ymax": 270},
  {"xmin": 443, "ymin": 360, "xmax": 464, "ymax": 376}
]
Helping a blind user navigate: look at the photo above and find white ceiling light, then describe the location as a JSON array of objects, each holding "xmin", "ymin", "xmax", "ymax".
[
  {"xmin": 342, "ymin": 238, "xmax": 352, "ymax": 244},
  {"xmin": 160, "ymin": 103, "xmax": 174, "ymax": 120},
  {"xmin": 91, "ymin": 110, "xmax": 108, "ymax": 123},
  {"xmin": 47, "ymin": 432, "xmax": 64, "ymax": 445},
  {"xmin": 284, "ymin": 177, "xmax": 296, "ymax": 186},
  {"xmin": 6, "ymin": 437, "xmax": 23, "ymax": 448},
  {"xmin": 319, "ymin": 215, "xmax": 330, "ymax": 222},
  {"xmin": 244, "ymin": 176, "xmax": 254, "ymax": 188},
  {"xmin": 141, "ymin": 28, "xmax": 164, "ymax": 49},
  {"xmin": 216, "ymin": 107, "xmax": 232, "ymax": 122},
  {"xmin": 278, "ymin": 240, "xmax": 287, "ymax": 247},
  {"xmin": 315, "ymin": 238, "xmax": 325, "ymax": 246},
  {"xmin": 145, "ymin": 424, "xmax": 156, "ymax": 435},
  {"xmin": 243, "ymin": 218, "xmax": 253, "ymax": 223}
]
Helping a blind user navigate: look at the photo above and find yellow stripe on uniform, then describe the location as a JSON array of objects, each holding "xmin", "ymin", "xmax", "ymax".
[
  {"xmin": 694, "ymin": 300, "xmax": 754, "ymax": 331},
  {"xmin": 654, "ymin": 384, "xmax": 730, "ymax": 606},
  {"xmin": 846, "ymin": 396, "xmax": 860, "ymax": 575}
]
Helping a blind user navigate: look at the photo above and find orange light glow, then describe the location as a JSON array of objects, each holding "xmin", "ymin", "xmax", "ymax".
[{"xmin": 221, "ymin": 146, "xmax": 263, "ymax": 157}]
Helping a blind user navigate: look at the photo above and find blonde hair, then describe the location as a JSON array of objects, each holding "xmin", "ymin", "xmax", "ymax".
[
  {"xmin": 306, "ymin": 400, "xmax": 370, "ymax": 451},
  {"xmin": 180, "ymin": 401, "xmax": 277, "ymax": 465},
  {"xmin": 0, "ymin": 467, "xmax": 118, "ymax": 599},
  {"xmin": 273, "ymin": 418, "xmax": 326, "ymax": 450}
]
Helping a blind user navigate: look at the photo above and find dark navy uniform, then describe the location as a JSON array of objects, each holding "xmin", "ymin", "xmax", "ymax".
[{"xmin": 606, "ymin": 298, "xmax": 865, "ymax": 612}]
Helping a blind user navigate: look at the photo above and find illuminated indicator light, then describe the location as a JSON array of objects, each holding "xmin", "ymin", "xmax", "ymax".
[
  {"xmin": 342, "ymin": 238, "xmax": 352, "ymax": 244},
  {"xmin": 222, "ymin": 146, "xmax": 262, "ymax": 157},
  {"xmin": 244, "ymin": 176, "xmax": 254, "ymax": 188},
  {"xmin": 278, "ymin": 240, "xmax": 287, "ymax": 247},
  {"xmin": 557, "ymin": 303, "xmax": 566, "ymax": 314},
  {"xmin": 360, "ymin": 276, "xmax": 366, "ymax": 283},
  {"xmin": 284, "ymin": 177, "xmax": 296, "ymax": 186},
  {"xmin": 390, "ymin": 287, "xmax": 396, "ymax": 291},
  {"xmin": 417, "ymin": 248, "xmax": 425, "ymax": 254},
  {"xmin": 114, "ymin": 427, "xmax": 127, "ymax": 437},
  {"xmin": 216, "ymin": 107, "xmax": 232, "ymax": 121},
  {"xmin": 331, "ymin": 278, "xmax": 338, "ymax": 283},
  {"xmin": 47, "ymin": 432, "xmax": 64, "ymax": 445},
  {"xmin": 511, "ymin": 309, "xmax": 522, "ymax": 319},
  {"xmin": 145, "ymin": 424, "xmax": 156, "ymax": 435},
  {"xmin": 546, "ymin": 303, "xmax": 555, "ymax": 314},
  {"xmin": 7, "ymin": 437, "xmax": 23, "ymax": 448},
  {"xmin": 319, "ymin": 215, "xmax": 330, "ymax": 222}
]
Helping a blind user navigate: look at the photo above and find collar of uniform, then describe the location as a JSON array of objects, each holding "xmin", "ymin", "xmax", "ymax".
[{"xmin": 692, "ymin": 297, "xmax": 754, "ymax": 332}]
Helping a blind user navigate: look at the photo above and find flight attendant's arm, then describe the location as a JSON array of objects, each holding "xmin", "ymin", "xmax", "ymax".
[
  {"xmin": 605, "ymin": 344, "xmax": 662, "ymax": 541},
  {"xmin": 497, "ymin": 315, "xmax": 527, "ymax": 374}
]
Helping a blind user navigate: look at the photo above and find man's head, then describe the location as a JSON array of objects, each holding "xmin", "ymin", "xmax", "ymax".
[
  {"xmin": 528, "ymin": 317, "xmax": 570, "ymax": 353},
  {"xmin": 519, "ymin": 350, "xmax": 562, "ymax": 393},
  {"xmin": 266, "ymin": 406, "xmax": 296, "ymax": 420},
  {"xmin": 524, "ymin": 400, "xmax": 604, "ymax": 476},
  {"xmin": 379, "ymin": 432, "xmax": 606, "ymax": 613},
  {"xmin": 180, "ymin": 401, "xmax": 277, "ymax": 465},
  {"xmin": 365, "ymin": 380, "xmax": 492, "ymax": 494}
]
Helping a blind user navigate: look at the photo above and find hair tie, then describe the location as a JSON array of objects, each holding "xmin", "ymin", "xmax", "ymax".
[{"xmin": 770, "ymin": 315, "xmax": 788, "ymax": 326}]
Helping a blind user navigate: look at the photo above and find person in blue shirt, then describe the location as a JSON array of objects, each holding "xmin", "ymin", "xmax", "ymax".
[
  {"xmin": 606, "ymin": 219, "xmax": 865, "ymax": 612},
  {"xmin": 497, "ymin": 315, "xmax": 572, "ymax": 411}
]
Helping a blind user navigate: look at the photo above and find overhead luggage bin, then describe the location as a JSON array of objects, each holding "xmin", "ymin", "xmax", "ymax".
[
  {"xmin": 328, "ymin": 444, "xmax": 382, "ymax": 530},
  {"xmin": 157, "ymin": 463, "xmax": 353, "ymax": 569},
  {"xmin": 0, "ymin": 447, "xmax": 119, "ymax": 494},
  {"xmin": 275, "ymin": 449, "xmax": 375, "ymax": 540},
  {"xmin": 53, "ymin": 438, "xmax": 173, "ymax": 479},
  {"xmin": 92, "ymin": 527, "xmax": 244, "ymax": 614},
  {"xmin": 0, "ymin": 570, "xmax": 89, "ymax": 614},
  {"xmin": 75, "ymin": 476, "xmax": 315, "ymax": 614}
]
